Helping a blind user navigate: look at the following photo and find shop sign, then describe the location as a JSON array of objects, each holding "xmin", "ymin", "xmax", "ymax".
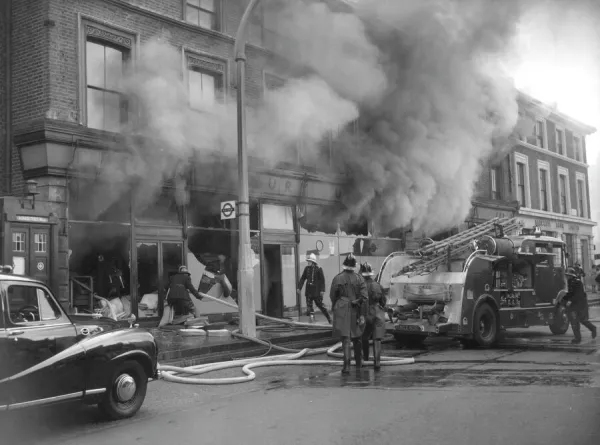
[
  {"xmin": 16, "ymin": 215, "xmax": 49, "ymax": 223},
  {"xmin": 568, "ymin": 224, "xmax": 580, "ymax": 232},
  {"xmin": 220, "ymin": 201, "xmax": 236, "ymax": 220}
]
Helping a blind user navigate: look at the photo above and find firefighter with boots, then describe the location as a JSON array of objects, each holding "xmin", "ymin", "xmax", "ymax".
[
  {"xmin": 167, "ymin": 265, "xmax": 204, "ymax": 318},
  {"xmin": 297, "ymin": 253, "xmax": 331, "ymax": 324},
  {"xmin": 330, "ymin": 253, "xmax": 368, "ymax": 375},
  {"xmin": 564, "ymin": 267, "xmax": 597, "ymax": 344},
  {"xmin": 360, "ymin": 262, "xmax": 386, "ymax": 371}
]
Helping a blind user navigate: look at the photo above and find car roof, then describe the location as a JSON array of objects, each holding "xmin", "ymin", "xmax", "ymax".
[{"xmin": 0, "ymin": 273, "xmax": 45, "ymax": 285}]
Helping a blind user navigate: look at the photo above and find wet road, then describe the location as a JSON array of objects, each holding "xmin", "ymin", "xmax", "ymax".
[{"xmin": 3, "ymin": 341, "xmax": 600, "ymax": 445}]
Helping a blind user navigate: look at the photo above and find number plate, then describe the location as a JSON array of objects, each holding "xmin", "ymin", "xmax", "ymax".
[{"xmin": 396, "ymin": 324, "xmax": 422, "ymax": 332}]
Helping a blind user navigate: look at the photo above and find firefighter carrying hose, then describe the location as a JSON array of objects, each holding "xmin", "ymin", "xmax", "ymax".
[
  {"xmin": 330, "ymin": 253, "xmax": 368, "ymax": 374},
  {"xmin": 297, "ymin": 253, "xmax": 331, "ymax": 323},
  {"xmin": 167, "ymin": 265, "xmax": 204, "ymax": 318},
  {"xmin": 360, "ymin": 262, "xmax": 386, "ymax": 371},
  {"xmin": 564, "ymin": 267, "xmax": 597, "ymax": 344}
]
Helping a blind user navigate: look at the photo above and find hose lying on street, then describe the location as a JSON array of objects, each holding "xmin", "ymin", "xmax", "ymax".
[{"xmin": 157, "ymin": 292, "xmax": 415, "ymax": 385}]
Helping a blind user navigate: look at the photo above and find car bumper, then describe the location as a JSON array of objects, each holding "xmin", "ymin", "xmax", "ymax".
[{"xmin": 387, "ymin": 321, "xmax": 457, "ymax": 335}]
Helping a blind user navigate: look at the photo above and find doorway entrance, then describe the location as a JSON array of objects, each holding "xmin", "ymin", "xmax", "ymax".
[
  {"xmin": 263, "ymin": 244, "xmax": 297, "ymax": 317},
  {"xmin": 136, "ymin": 240, "xmax": 183, "ymax": 319}
]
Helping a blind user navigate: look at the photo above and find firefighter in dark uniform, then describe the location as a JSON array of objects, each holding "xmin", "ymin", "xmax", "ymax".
[
  {"xmin": 167, "ymin": 265, "xmax": 204, "ymax": 317},
  {"xmin": 564, "ymin": 267, "xmax": 596, "ymax": 344},
  {"xmin": 330, "ymin": 253, "xmax": 368, "ymax": 374},
  {"xmin": 360, "ymin": 262, "xmax": 387, "ymax": 371},
  {"xmin": 297, "ymin": 253, "xmax": 331, "ymax": 323}
]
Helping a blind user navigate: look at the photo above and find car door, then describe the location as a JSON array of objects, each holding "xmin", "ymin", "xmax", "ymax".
[
  {"xmin": 534, "ymin": 242, "xmax": 555, "ymax": 304},
  {"xmin": 0, "ymin": 296, "xmax": 9, "ymax": 408},
  {"xmin": 2, "ymin": 281, "xmax": 85, "ymax": 408},
  {"xmin": 552, "ymin": 244, "xmax": 567, "ymax": 296}
]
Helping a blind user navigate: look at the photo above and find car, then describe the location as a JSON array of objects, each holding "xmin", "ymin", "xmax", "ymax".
[{"xmin": 0, "ymin": 266, "xmax": 158, "ymax": 420}]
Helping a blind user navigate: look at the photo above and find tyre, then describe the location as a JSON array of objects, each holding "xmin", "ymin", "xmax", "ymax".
[
  {"xmin": 394, "ymin": 333, "xmax": 426, "ymax": 349},
  {"xmin": 98, "ymin": 360, "xmax": 148, "ymax": 420},
  {"xmin": 472, "ymin": 303, "xmax": 499, "ymax": 348},
  {"xmin": 549, "ymin": 304, "xmax": 570, "ymax": 335}
]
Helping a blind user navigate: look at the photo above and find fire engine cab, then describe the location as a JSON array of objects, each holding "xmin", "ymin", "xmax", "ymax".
[{"xmin": 379, "ymin": 218, "xmax": 570, "ymax": 348}]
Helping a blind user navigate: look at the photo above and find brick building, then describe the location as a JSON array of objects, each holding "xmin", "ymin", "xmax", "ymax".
[{"xmin": 0, "ymin": 0, "xmax": 403, "ymax": 321}]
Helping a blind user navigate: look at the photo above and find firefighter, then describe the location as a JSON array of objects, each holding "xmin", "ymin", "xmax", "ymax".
[
  {"xmin": 330, "ymin": 253, "xmax": 368, "ymax": 374},
  {"xmin": 167, "ymin": 265, "xmax": 204, "ymax": 318},
  {"xmin": 360, "ymin": 262, "xmax": 387, "ymax": 371},
  {"xmin": 564, "ymin": 267, "xmax": 597, "ymax": 344},
  {"xmin": 574, "ymin": 262, "xmax": 586, "ymax": 279},
  {"xmin": 297, "ymin": 253, "xmax": 331, "ymax": 323}
]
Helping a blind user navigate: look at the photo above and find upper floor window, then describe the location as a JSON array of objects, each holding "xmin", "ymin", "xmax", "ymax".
[
  {"xmin": 558, "ymin": 172, "xmax": 569, "ymax": 215},
  {"xmin": 534, "ymin": 120, "xmax": 545, "ymax": 148},
  {"xmin": 539, "ymin": 168, "xmax": 549, "ymax": 211},
  {"xmin": 573, "ymin": 136, "xmax": 582, "ymax": 162},
  {"xmin": 185, "ymin": 0, "xmax": 220, "ymax": 31},
  {"xmin": 490, "ymin": 167, "xmax": 501, "ymax": 200},
  {"xmin": 517, "ymin": 162, "xmax": 526, "ymax": 206},
  {"xmin": 555, "ymin": 128, "xmax": 564, "ymax": 155},
  {"xmin": 576, "ymin": 173, "xmax": 587, "ymax": 218},
  {"xmin": 85, "ymin": 38, "xmax": 130, "ymax": 132},
  {"xmin": 188, "ymin": 68, "xmax": 220, "ymax": 110}
]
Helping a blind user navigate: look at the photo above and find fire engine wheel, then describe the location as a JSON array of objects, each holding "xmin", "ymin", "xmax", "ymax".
[
  {"xmin": 393, "ymin": 333, "xmax": 426, "ymax": 349},
  {"xmin": 549, "ymin": 304, "xmax": 570, "ymax": 335},
  {"xmin": 472, "ymin": 303, "xmax": 499, "ymax": 347}
]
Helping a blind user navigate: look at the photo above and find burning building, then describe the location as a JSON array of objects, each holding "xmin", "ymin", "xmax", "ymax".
[{"xmin": 0, "ymin": 0, "xmax": 565, "ymax": 322}]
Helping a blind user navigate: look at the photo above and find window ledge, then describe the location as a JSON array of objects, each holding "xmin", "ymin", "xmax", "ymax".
[{"xmin": 515, "ymin": 140, "xmax": 589, "ymax": 168}]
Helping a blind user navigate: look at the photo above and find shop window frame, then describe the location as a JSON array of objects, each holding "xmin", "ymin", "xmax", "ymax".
[{"xmin": 12, "ymin": 232, "xmax": 25, "ymax": 252}]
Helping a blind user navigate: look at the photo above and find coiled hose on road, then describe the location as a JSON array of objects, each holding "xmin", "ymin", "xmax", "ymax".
[{"xmin": 157, "ymin": 292, "xmax": 415, "ymax": 385}]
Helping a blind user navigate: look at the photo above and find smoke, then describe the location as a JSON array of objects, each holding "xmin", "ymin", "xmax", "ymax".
[{"xmin": 81, "ymin": 0, "xmax": 543, "ymax": 236}]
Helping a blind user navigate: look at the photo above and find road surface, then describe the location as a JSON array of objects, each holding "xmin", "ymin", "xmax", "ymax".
[{"xmin": 3, "ymin": 340, "xmax": 600, "ymax": 445}]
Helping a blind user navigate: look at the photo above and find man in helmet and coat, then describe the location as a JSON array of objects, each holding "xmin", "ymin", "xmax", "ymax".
[
  {"xmin": 564, "ymin": 267, "xmax": 596, "ymax": 344},
  {"xmin": 167, "ymin": 265, "xmax": 204, "ymax": 318},
  {"xmin": 360, "ymin": 262, "xmax": 386, "ymax": 371},
  {"xmin": 297, "ymin": 253, "xmax": 331, "ymax": 323},
  {"xmin": 330, "ymin": 253, "xmax": 368, "ymax": 374}
]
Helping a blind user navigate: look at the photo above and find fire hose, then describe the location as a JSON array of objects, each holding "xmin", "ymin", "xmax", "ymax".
[{"xmin": 157, "ymin": 292, "xmax": 415, "ymax": 385}]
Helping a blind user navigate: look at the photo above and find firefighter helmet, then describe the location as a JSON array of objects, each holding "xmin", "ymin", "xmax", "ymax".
[
  {"xmin": 306, "ymin": 253, "xmax": 318, "ymax": 264},
  {"xmin": 342, "ymin": 253, "xmax": 357, "ymax": 270},
  {"xmin": 565, "ymin": 267, "xmax": 577, "ymax": 277},
  {"xmin": 359, "ymin": 262, "xmax": 375, "ymax": 277}
]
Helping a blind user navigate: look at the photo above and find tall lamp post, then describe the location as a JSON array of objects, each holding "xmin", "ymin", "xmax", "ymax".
[{"xmin": 234, "ymin": 0, "xmax": 260, "ymax": 337}]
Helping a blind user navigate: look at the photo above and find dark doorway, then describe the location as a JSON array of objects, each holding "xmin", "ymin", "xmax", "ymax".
[{"xmin": 263, "ymin": 244, "xmax": 283, "ymax": 318}]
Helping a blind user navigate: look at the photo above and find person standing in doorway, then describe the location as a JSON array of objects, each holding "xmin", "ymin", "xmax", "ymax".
[
  {"xmin": 330, "ymin": 253, "xmax": 368, "ymax": 374},
  {"xmin": 297, "ymin": 253, "xmax": 331, "ymax": 324},
  {"xmin": 360, "ymin": 263, "xmax": 387, "ymax": 371},
  {"xmin": 564, "ymin": 267, "xmax": 597, "ymax": 344},
  {"xmin": 167, "ymin": 265, "xmax": 204, "ymax": 318}
]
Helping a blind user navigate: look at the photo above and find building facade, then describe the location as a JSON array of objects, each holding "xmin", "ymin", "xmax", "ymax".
[{"xmin": 0, "ymin": 0, "xmax": 403, "ymax": 322}]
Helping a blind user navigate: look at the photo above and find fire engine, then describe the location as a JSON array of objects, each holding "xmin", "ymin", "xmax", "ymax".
[{"xmin": 378, "ymin": 217, "xmax": 570, "ymax": 348}]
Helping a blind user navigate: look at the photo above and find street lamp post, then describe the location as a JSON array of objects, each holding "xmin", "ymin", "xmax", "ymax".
[{"xmin": 234, "ymin": 0, "xmax": 260, "ymax": 337}]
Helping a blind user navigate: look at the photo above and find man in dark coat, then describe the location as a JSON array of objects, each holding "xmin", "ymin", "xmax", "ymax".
[
  {"xmin": 297, "ymin": 253, "xmax": 331, "ymax": 323},
  {"xmin": 167, "ymin": 265, "xmax": 203, "ymax": 317},
  {"xmin": 564, "ymin": 267, "xmax": 596, "ymax": 344},
  {"xmin": 330, "ymin": 253, "xmax": 368, "ymax": 374},
  {"xmin": 360, "ymin": 262, "xmax": 387, "ymax": 371}
]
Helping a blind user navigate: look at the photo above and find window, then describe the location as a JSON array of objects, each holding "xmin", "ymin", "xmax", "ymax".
[
  {"xmin": 12, "ymin": 232, "xmax": 25, "ymax": 252},
  {"xmin": 35, "ymin": 233, "xmax": 48, "ymax": 253},
  {"xmin": 188, "ymin": 68, "xmax": 220, "ymax": 110},
  {"xmin": 185, "ymin": 0, "xmax": 219, "ymax": 30},
  {"xmin": 559, "ymin": 175, "xmax": 567, "ymax": 214},
  {"xmin": 556, "ymin": 128, "xmax": 564, "ymax": 155},
  {"xmin": 6, "ymin": 285, "xmax": 62, "ymax": 324},
  {"xmin": 576, "ymin": 173, "xmax": 587, "ymax": 218},
  {"xmin": 86, "ymin": 39, "xmax": 129, "ymax": 132},
  {"xmin": 535, "ymin": 120, "xmax": 545, "ymax": 148},
  {"xmin": 490, "ymin": 167, "xmax": 500, "ymax": 200},
  {"xmin": 517, "ymin": 163, "xmax": 526, "ymax": 206},
  {"xmin": 573, "ymin": 136, "xmax": 582, "ymax": 162},
  {"xmin": 539, "ymin": 168, "xmax": 548, "ymax": 211}
]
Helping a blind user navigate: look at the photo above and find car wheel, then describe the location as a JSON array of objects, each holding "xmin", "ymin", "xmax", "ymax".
[
  {"xmin": 394, "ymin": 333, "xmax": 426, "ymax": 349},
  {"xmin": 472, "ymin": 303, "xmax": 498, "ymax": 348},
  {"xmin": 99, "ymin": 360, "xmax": 148, "ymax": 420},
  {"xmin": 549, "ymin": 304, "xmax": 570, "ymax": 335}
]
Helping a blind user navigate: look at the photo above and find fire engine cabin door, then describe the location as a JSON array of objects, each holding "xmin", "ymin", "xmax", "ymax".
[
  {"xmin": 533, "ymin": 242, "xmax": 555, "ymax": 305},
  {"xmin": 10, "ymin": 224, "xmax": 51, "ymax": 284}
]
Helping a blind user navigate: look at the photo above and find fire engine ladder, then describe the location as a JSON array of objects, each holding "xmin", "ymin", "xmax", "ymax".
[{"xmin": 396, "ymin": 217, "xmax": 522, "ymax": 277}]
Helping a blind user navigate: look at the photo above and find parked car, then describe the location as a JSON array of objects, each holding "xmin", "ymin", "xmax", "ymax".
[{"xmin": 0, "ymin": 267, "xmax": 158, "ymax": 419}]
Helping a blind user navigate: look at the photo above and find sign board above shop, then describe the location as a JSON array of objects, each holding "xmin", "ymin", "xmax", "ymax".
[
  {"xmin": 16, "ymin": 215, "xmax": 49, "ymax": 223},
  {"xmin": 220, "ymin": 201, "xmax": 236, "ymax": 220}
]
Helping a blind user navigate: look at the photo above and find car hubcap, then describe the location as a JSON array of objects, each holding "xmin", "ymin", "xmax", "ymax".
[{"xmin": 115, "ymin": 374, "xmax": 137, "ymax": 403}]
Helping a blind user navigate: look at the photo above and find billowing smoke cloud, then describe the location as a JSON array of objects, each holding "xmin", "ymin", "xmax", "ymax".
[{"xmin": 81, "ymin": 0, "xmax": 535, "ymax": 236}]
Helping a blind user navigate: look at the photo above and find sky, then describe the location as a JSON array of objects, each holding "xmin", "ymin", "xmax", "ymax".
[{"xmin": 507, "ymin": 1, "xmax": 600, "ymax": 248}]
